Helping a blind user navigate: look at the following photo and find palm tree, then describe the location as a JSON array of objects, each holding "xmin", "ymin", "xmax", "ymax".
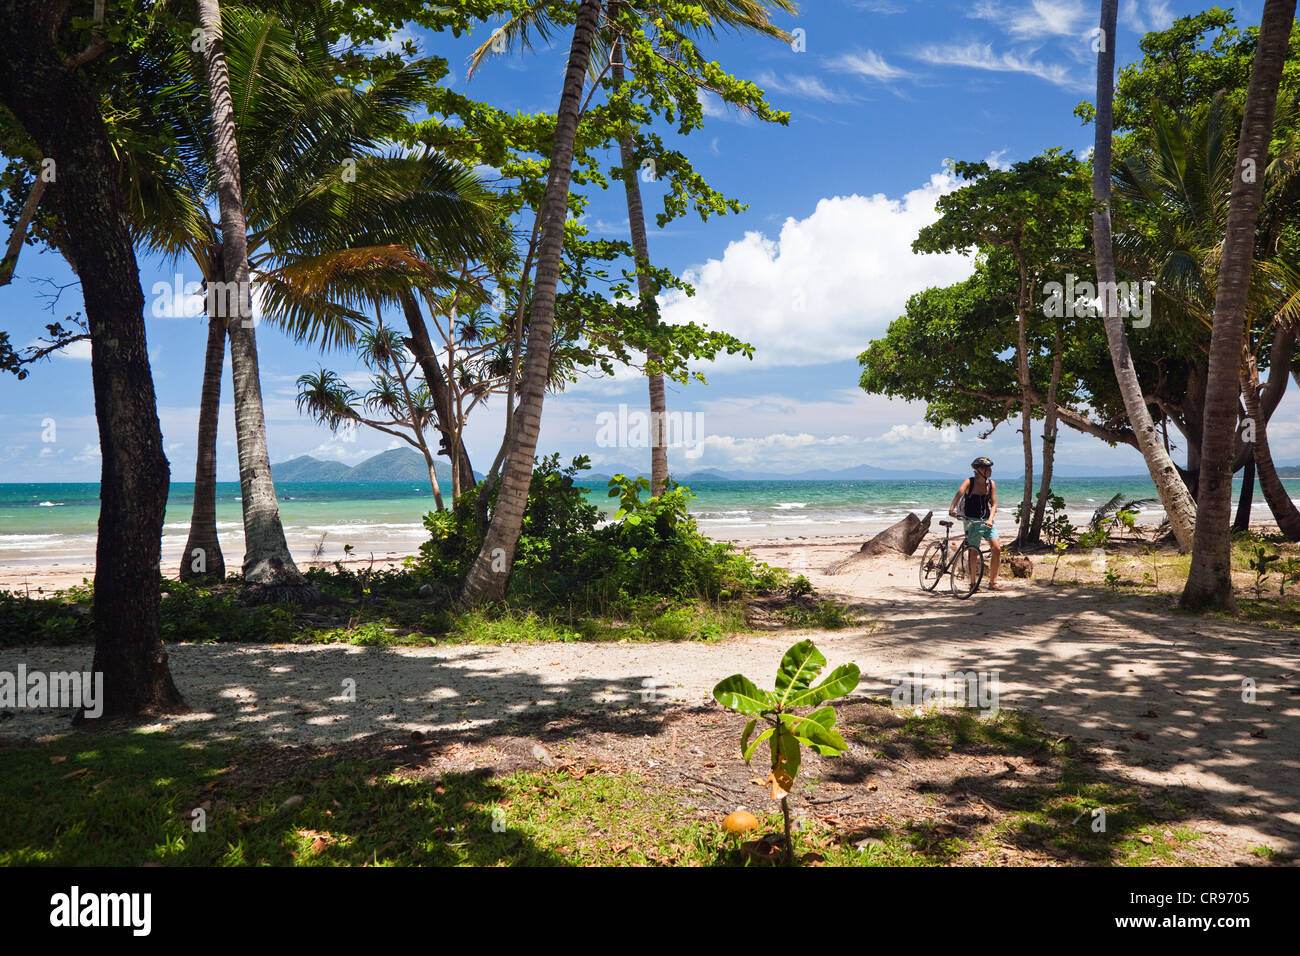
[
  {"xmin": 166, "ymin": 6, "xmax": 500, "ymax": 594},
  {"xmin": 1115, "ymin": 95, "xmax": 1300, "ymax": 535},
  {"xmin": 607, "ymin": 0, "xmax": 795, "ymax": 495},
  {"xmin": 1182, "ymin": 0, "xmax": 1296, "ymax": 609},
  {"xmin": 459, "ymin": 0, "xmax": 605, "ymax": 604},
  {"xmin": 197, "ymin": 0, "xmax": 311, "ymax": 600},
  {"xmin": 1092, "ymin": 0, "xmax": 1199, "ymax": 552}
]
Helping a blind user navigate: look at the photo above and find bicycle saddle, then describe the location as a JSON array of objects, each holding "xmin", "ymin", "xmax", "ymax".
[{"xmin": 939, "ymin": 520, "xmax": 952, "ymax": 527}]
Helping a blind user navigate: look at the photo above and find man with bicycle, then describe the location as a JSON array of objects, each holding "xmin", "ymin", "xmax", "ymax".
[{"xmin": 948, "ymin": 457, "xmax": 1002, "ymax": 592}]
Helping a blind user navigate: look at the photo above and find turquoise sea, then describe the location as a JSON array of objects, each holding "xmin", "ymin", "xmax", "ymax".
[{"xmin": 2, "ymin": 476, "xmax": 1297, "ymax": 571}]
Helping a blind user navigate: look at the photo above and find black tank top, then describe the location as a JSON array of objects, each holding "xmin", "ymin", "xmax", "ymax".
[{"xmin": 963, "ymin": 476, "xmax": 992, "ymax": 519}]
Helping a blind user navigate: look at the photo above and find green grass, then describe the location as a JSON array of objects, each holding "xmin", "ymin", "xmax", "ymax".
[{"xmin": 1, "ymin": 574, "xmax": 797, "ymax": 649}]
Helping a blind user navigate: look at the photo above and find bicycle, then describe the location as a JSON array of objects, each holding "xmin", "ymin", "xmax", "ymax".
[{"xmin": 917, "ymin": 518, "xmax": 986, "ymax": 599}]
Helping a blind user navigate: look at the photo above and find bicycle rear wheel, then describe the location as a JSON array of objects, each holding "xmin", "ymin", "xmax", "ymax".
[
  {"xmin": 950, "ymin": 542, "xmax": 984, "ymax": 599},
  {"xmin": 918, "ymin": 540, "xmax": 947, "ymax": 591}
]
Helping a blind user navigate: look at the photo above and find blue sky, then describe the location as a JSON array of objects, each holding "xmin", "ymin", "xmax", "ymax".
[{"xmin": 3, "ymin": 0, "xmax": 1294, "ymax": 482}]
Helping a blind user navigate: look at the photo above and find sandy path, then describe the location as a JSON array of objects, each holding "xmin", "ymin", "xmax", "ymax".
[{"xmin": 3, "ymin": 534, "xmax": 1299, "ymax": 856}]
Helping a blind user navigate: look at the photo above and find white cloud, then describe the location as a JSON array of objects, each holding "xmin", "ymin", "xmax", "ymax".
[
  {"xmin": 1007, "ymin": 0, "xmax": 1090, "ymax": 40},
  {"xmin": 654, "ymin": 171, "xmax": 974, "ymax": 371},
  {"xmin": 757, "ymin": 71, "xmax": 854, "ymax": 103},
  {"xmin": 984, "ymin": 148, "xmax": 1012, "ymax": 169},
  {"xmin": 830, "ymin": 49, "xmax": 911, "ymax": 84},
  {"xmin": 911, "ymin": 41, "xmax": 1088, "ymax": 91},
  {"xmin": 1120, "ymin": 0, "xmax": 1175, "ymax": 34},
  {"xmin": 700, "ymin": 91, "xmax": 756, "ymax": 125}
]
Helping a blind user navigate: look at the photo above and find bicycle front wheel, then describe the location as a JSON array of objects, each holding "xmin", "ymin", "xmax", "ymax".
[
  {"xmin": 918, "ymin": 540, "xmax": 947, "ymax": 591},
  {"xmin": 950, "ymin": 542, "xmax": 984, "ymax": 599}
]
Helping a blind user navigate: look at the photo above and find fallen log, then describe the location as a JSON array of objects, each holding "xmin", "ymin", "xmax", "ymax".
[{"xmin": 827, "ymin": 511, "xmax": 932, "ymax": 574}]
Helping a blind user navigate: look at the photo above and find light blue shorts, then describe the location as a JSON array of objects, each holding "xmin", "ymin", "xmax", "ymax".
[{"xmin": 963, "ymin": 519, "xmax": 997, "ymax": 547}]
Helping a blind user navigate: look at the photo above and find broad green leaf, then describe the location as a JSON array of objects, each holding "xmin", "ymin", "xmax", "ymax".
[
  {"xmin": 778, "ymin": 708, "xmax": 849, "ymax": 755},
  {"xmin": 769, "ymin": 724, "xmax": 801, "ymax": 792},
  {"xmin": 786, "ymin": 663, "xmax": 861, "ymax": 708},
  {"xmin": 774, "ymin": 639, "xmax": 826, "ymax": 706},
  {"xmin": 712, "ymin": 675, "xmax": 767, "ymax": 716},
  {"xmin": 740, "ymin": 717, "xmax": 757, "ymax": 754},
  {"xmin": 743, "ymin": 727, "xmax": 774, "ymax": 763}
]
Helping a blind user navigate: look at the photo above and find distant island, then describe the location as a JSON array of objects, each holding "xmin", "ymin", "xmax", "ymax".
[
  {"xmin": 271, "ymin": 447, "xmax": 483, "ymax": 484},
  {"xmin": 581, "ymin": 463, "xmax": 1205, "ymax": 482}
]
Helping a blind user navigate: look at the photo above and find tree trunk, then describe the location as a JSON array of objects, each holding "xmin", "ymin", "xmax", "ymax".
[
  {"xmin": 0, "ymin": 175, "xmax": 47, "ymax": 286},
  {"xmin": 1233, "ymin": 323, "xmax": 1295, "ymax": 470},
  {"xmin": 420, "ymin": 445, "xmax": 446, "ymax": 511},
  {"xmin": 1030, "ymin": 325, "xmax": 1064, "ymax": 542},
  {"xmin": 198, "ymin": 0, "xmax": 312, "ymax": 601},
  {"xmin": 1092, "ymin": 0, "xmax": 1199, "ymax": 552},
  {"xmin": 1244, "ymin": 357, "xmax": 1300, "ymax": 539},
  {"xmin": 399, "ymin": 288, "xmax": 474, "ymax": 495},
  {"xmin": 1183, "ymin": 359, "xmax": 1206, "ymax": 498},
  {"xmin": 1013, "ymin": 254, "xmax": 1034, "ymax": 546},
  {"xmin": 612, "ymin": 32, "xmax": 669, "ymax": 495},
  {"xmin": 1182, "ymin": 0, "xmax": 1295, "ymax": 609},
  {"xmin": 1233, "ymin": 459, "xmax": 1255, "ymax": 532},
  {"xmin": 459, "ymin": 0, "xmax": 603, "ymax": 605},
  {"xmin": 180, "ymin": 272, "xmax": 228, "ymax": 582},
  {"xmin": 0, "ymin": 1, "xmax": 184, "ymax": 718}
]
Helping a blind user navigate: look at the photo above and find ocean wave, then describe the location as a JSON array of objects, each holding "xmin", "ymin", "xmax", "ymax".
[
  {"xmin": 0, "ymin": 533, "xmax": 62, "ymax": 543},
  {"xmin": 37, "ymin": 501, "xmax": 63, "ymax": 507},
  {"xmin": 775, "ymin": 502, "xmax": 808, "ymax": 510}
]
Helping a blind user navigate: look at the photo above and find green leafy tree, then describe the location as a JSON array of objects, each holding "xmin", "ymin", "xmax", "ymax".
[{"xmin": 912, "ymin": 151, "xmax": 1093, "ymax": 545}]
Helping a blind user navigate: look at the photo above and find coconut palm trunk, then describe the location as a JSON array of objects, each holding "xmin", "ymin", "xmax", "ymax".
[
  {"xmin": 1012, "ymin": 251, "xmax": 1034, "ymax": 546},
  {"xmin": 1093, "ymin": 0, "xmax": 1199, "ymax": 551},
  {"xmin": 612, "ymin": 33, "xmax": 669, "ymax": 495},
  {"xmin": 180, "ymin": 259, "xmax": 228, "ymax": 582},
  {"xmin": 1182, "ymin": 0, "xmax": 1296, "ymax": 608},
  {"xmin": 0, "ymin": 0, "xmax": 184, "ymax": 718},
  {"xmin": 1030, "ymin": 324, "xmax": 1064, "ymax": 541},
  {"xmin": 460, "ymin": 0, "xmax": 604, "ymax": 605},
  {"xmin": 1233, "ymin": 459, "xmax": 1255, "ymax": 532},
  {"xmin": 198, "ymin": 0, "xmax": 310, "ymax": 599}
]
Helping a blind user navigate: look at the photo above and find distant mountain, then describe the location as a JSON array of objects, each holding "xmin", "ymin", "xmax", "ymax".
[
  {"xmin": 272, "ymin": 455, "xmax": 351, "ymax": 482},
  {"xmin": 270, "ymin": 448, "xmax": 482, "ymax": 484}
]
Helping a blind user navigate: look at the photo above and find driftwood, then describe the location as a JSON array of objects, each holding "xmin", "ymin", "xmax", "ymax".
[{"xmin": 827, "ymin": 511, "xmax": 932, "ymax": 574}]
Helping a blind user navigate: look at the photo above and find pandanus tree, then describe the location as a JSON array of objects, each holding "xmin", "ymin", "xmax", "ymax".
[
  {"xmin": 138, "ymin": 5, "xmax": 500, "ymax": 593},
  {"xmin": 1181, "ymin": 0, "xmax": 1296, "ymax": 609}
]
